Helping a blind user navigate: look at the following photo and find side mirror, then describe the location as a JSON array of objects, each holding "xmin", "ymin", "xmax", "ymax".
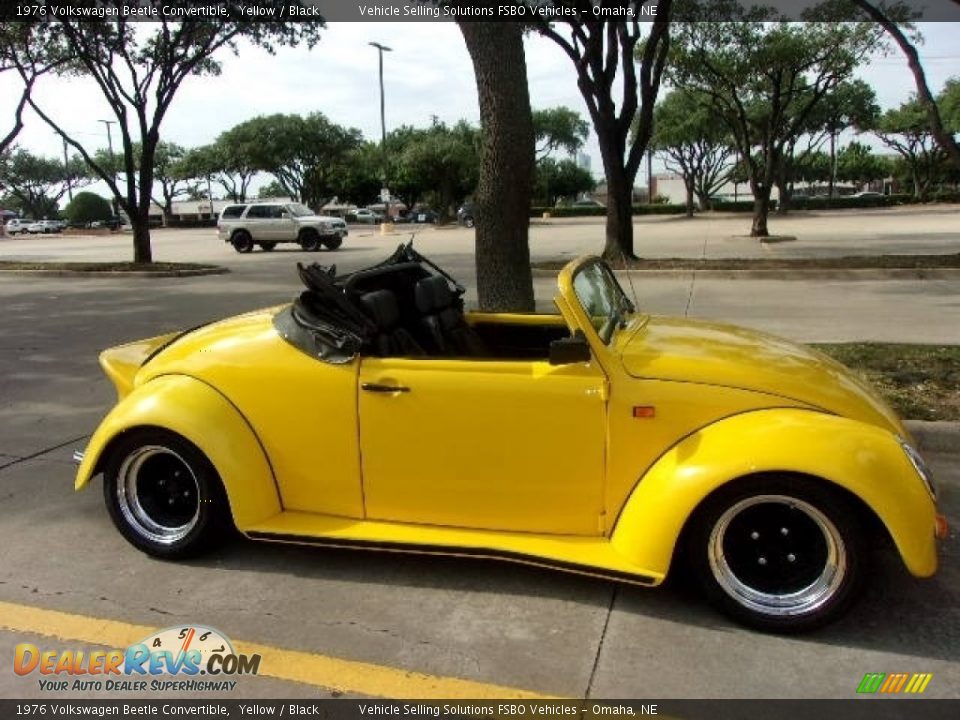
[
  {"xmin": 280, "ymin": 211, "xmax": 290, "ymax": 218},
  {"xmin": 549, "ymin": 330, "xmax": 592, "ymax": 365}
]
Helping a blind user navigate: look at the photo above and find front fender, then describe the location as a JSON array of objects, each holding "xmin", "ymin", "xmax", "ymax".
[
  {"xmin": 610, "ymin": 408, "xmax": 938, "ymax": 580},
  {"xmin": 76, "ymin": 374, "xmax": 281, "ymax": 529}
]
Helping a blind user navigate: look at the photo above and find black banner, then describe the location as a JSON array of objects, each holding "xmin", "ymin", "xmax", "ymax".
[
  {"xmin": 2, "ymin": 1, "xmax": 960, "ymax": 24},
  {"xmin": 1, "ymin": 700, "xmax": 959, "ymax": 720}
]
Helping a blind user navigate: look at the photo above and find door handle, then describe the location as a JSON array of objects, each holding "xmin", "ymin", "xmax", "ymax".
[{"xmin": 361, "ymin": 383, "xmax": 411, "ymax": 393}]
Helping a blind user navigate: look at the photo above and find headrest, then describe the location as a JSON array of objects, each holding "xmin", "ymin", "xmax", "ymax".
[
  {"xmin": 360, "ymin": 290, "xmax": 400, "ymax": 331},
  {"xmin": 414, "ymin": 275, "xmax": 453, "ymax": 313}
]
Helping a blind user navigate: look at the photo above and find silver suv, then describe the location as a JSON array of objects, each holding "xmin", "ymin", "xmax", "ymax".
[{"xmin": 216, "ymin": 202, "xmax": 348, "ymax": 253}]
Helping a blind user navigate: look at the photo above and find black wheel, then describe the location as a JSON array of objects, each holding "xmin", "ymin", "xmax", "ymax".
[
  {"xmin": 259, "ymin": 242, "xmax": 276, "ymax": 252},
  {"xmin": 323, "ymin": 235, "xmax": 343, "ymax": 251},
  {"xmin": 299, "ymin": 230, "xmax": 321, "ymax": 252},
  {"xmin": 102, "ymin": 429, "xmax": 232, "ymax": 559},
  {"xmin": 231, "ymin": 231, "xmax": 254, "ymax": 253},
  {"xmin": 464, "ymin": 216, "xmax": 475, "ymax": 228},
  {"xmin": 686, "ymin": 476, "xmax": 865, "ymax": 632}
]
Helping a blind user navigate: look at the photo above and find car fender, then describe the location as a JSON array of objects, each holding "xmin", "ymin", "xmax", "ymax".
[
  {"xmin": 75, "ymin": 374, "xmax": 281, "ymax": 529},
  {"xmin": 610, "ymin": 408, "xmax": 937, "ymax": 580}
]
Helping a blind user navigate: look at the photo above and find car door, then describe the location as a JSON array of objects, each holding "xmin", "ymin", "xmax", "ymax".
[
  {"xmin": 358, "ymin": 357, "xmax": 608, "ymax": 536},
  {"xmin": 244, "ymin": 204, "xmax": 270, "ymax": 240}
]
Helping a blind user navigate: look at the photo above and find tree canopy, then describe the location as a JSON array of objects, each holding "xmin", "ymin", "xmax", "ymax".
[
  {"xmin": 0, "ymin": 147, "xmax": 91, "ymax": 219},
  {"xmin": 532, "ymin": 107, "xmax": 590, "ymax": 161}
]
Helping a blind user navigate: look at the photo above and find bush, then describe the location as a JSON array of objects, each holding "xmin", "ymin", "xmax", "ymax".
[
  {"xmin": 64, "ymin": 192, "xmax": 112, "ymax": 225},
  {"xmin": 530, "ymin": 204, "xmax": 687, "ymax": 218}
]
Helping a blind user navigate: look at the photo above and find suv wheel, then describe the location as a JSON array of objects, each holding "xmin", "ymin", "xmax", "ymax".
[
  {"xmin": 231, "ymin": 231, "xmax": 254, "ymax": 253},
  {"xmin": 323, "ymin": 236, "xmax": 343, "ymax": 251},
  {"xmin": 299, "ymin": 230, "xmax": 321, "ymax": 252}
]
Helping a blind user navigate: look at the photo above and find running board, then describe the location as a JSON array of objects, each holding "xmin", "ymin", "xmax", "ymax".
[{"xmin": 244, "ymin": 512, "xmax": 661, "ymax": 586}]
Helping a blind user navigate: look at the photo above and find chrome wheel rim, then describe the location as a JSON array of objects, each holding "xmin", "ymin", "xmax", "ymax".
[
  {"xmin": 708, "ymin": 494, "xmax": 846, "ymax": 617},
  {"xmin": 116, "ymin": 446, "xmax": 200, "ymax": 545}
]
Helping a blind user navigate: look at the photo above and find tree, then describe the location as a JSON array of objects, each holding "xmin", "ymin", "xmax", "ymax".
[
  {"xmin": 535, "ymin": 158, "xmax": 596, "ymax": 206},
  {"xmin": 180, "ymin": 139, "xmax": 256, "ymax": 205},
  {"xmin": 532, "ymin": 107, "xmax": 590, "ymax": 161},
  {"xmin": 0, "ymin": 148, "xmax": 91, "ymax": 218},
  {"xmin": 396, "ymin": 121, "xmax": 480, "ymax": 220},
  {"xmin": 851, "ymin": 0, "xmax": 960, "ymax": 174},
  {"xmin": 835, "ymin": 141, "xmax": 891, "ymax": 188},
  {"xmin": 150, "ymin": 142, "xmax": 194, "ymax": 227},
  {"xmin": 537, "ymin": 2, "xmax": 673, "ymax": 259},
  {"xmin": 670, "ymin": 3, "xmax": 881, "ymax": 236},
  {"xmin": 651, "ymin": 88, "xmax": 736, "ymax": 216},
  {"xmin": 872, "ymin": 98, "xmax": 945, "ymax": 200},
  {"xmin": 16, "ymin": 6, "xmax": 323, "ymax": 262},
  {"xmin": 458, "ymin": 21, "xmax": 535, "ymax": 312},
  {"xmin": 231, "ymin": 113, "xmax": 362, "ymax": 210},
  {"xmin": 256, "ymin": 180, "xmax": 291, "ymax": 200},
  {"xmin": 64, "ymin": 192, "xmax": 113, "ymax": 226},
  {"xmin": 0, "ymin": 25, "xmax": 71, "ymax": 154},
  {"xmin": 938, "ymin": 77, "xmax": 960, "ymax": 135}
]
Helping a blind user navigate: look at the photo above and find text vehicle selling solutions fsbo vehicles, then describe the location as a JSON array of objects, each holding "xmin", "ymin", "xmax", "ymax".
[{"xmin": 75, "ymin": 244, "xmax": 945, "ymax": 632}]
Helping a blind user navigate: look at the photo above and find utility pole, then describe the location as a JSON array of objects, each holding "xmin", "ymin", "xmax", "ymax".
[
  {"xmin": 99, "ymin": 119, "xmax": 118, "ymax": 217},
  {"xmin": 369, "ymin": 41, "xmax": 393, "ymax": 231}
]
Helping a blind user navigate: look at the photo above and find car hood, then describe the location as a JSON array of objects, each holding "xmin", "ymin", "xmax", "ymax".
[{"xmin": 618, "ymin": 315, "xmax": 905, "ymax": 436}]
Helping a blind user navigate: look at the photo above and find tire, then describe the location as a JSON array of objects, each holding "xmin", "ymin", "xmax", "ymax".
[
  {"xmin": 299, "ymin": 230, "xmax": 321, "ymax": 252},
  {"xmin": 259, "ymin": 242, "xmax": 277, "ymax": 252},
  {"xmin": 102, "ymin": 428, "xmax": 232, "ymax": 559},
  {"xmin": 323, "ymin": 235, "xmax": 343, "ymax": 251},
  {"xmin": 464, "ymin": 216, "xmax": 475, "ymax": 228},
  {"xmin": 231, "ymin": 231, "xmax": 254, "ymax": 253},
  {"xmin": 685, "ymin": 475, "xmax": 865, "ymax": 633}
]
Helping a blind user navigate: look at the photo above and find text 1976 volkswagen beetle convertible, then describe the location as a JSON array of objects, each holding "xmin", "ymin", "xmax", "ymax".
[{"xmin": 75, "ymin": 244, "xmax": 945, "ymax": 632}]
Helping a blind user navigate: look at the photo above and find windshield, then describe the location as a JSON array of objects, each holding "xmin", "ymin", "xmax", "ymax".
[
  {"xmin": 572, "ymin": 261, "xmax": 635, "ymax": 344},
  {"xmin": 288, "ymin": 203, "xmax": 315, "ymax": 217}
]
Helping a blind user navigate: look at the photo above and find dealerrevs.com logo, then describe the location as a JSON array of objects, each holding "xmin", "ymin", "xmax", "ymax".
[
  {"xmin": 14, "ymin": 625, "xmax": 260, "ymax": 692},
  {"xmin": 857, "ymin": 672, "xmax": 934, "ymax": 695}
]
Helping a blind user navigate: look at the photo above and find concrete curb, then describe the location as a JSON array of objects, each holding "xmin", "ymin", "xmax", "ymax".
[
  {"xmin": 906, "ymin": 420, "xmax": 960, "ymax": 456},
  {"xmin": 531, "ymin": 267, "xmax": 960, "ymax": 281},
  {"xmin": 0, "ymin": 266, "xmax": 229, "ymax": 278}
]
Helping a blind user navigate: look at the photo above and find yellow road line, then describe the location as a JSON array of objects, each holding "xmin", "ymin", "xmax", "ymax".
[{"xmin": 0, "ymin": 600, "xmax": 556, "ymax": 699}]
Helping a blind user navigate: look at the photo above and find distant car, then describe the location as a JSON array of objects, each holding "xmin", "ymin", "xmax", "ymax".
[
  {"xmin": 560, "ymin": 198, "xmax": 605, "ymax": 208},
  {"xmin": 850, "ymin": 191, "xmax": 884, "ymax": 199},
  {"xmin": 90, "ymin": 216, "xmax": 124, "ymax": 231},
  {"xmin": 27, "ymin": 220, "xmax": 63, "ymax": 234},
  {"xmin": 217, "ymin": 202, "xmax": 348, "ymax": 253},
  {"xmin": 407, "ymin": 210, "xmax": 438, "ymax": 224},
  {"xmin": 348, "ymin": 208, "xmax": 384, "ymax": 224},
  {"xmin": 457, "ymin": 202, "xmax": 475, "ymax": 228},
  {"xmin": 4, "ymin": 218, "xmax": 32, "ymax": 235}
]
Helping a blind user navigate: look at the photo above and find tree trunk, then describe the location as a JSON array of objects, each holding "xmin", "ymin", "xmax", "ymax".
[
  {"xmin": 601, "ymin": 163, "xmax": 635, "ymax": 260},
  {"xmin": 459, "ymin": 22, "xmax": 535, "ymax": 312},
  {"xmin": 131, "ymin": 214, "xmax": 152, "ymax": 263},
  {"xmin": 684, "ymin": 181, "xmax": 695, "ymax": 218},
  {"xmin": 750, "ymin": 186, "xmax": 772, "ymax": 237},
  {"xmin": 776, "ymin": 179, "xmax": 792, "ymax": 215}
]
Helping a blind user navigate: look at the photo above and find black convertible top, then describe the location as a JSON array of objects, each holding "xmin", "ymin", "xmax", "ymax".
[{"xmin": 273, "ymin": 241, "xmax": 465, "ymax": 363}]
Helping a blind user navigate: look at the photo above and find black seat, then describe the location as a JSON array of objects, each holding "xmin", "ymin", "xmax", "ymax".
[
  {"xmin": 359, "ymin": 289, "xmax": 425, "ymax": 357},
  {"xmin": 414, "ymin": 276, "xmax": 488, "ymax": 356}
]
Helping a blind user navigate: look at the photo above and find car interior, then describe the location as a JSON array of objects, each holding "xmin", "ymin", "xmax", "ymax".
[{"xmin": 291, "ymin": 243, "xmax": 571, "ymax": 361}]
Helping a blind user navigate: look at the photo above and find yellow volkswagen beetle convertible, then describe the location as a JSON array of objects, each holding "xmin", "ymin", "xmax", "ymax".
[{"xmin": 75, "ymin": 244, "xmax": 944, "ymax": 632}]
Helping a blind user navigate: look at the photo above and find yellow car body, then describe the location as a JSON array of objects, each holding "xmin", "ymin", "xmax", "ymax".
[{"xmin": 76, "ymin": 253, "xmax": 941, "ymax": 630}]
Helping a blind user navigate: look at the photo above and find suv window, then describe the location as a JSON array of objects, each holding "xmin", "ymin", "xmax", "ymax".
[
  {"xmin": 221, "ymin": 205, "xmax": 246, "ymax": 219},
  {"xmin": 247, "ymin": 205, "xmax": 285, "ymax": 219}
]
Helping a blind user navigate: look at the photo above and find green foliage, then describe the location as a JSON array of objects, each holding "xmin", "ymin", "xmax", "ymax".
[
  {"xmin": 0, "ymin": 147, "xmax": 90, "ymax": 218},
  {"xmin": 937, "ymin": 77, "xmax": 960, "ymax": 132},
  {"xmin": 63, "ymin": 191, "xmax": 112, "ymax": 224},
  {"xmin": 534, "ymin": 158, "xmax": 595, "ymax": 205},
  {"xmin": 835, "ymin": 141, "xmax": 892, "ymax": 185},
  {"xmin": 531, "ymin": 204, "xmax": 687, "ymax": 218},
  {"xmin": 873, "ymin": 97, "xmax": 946, "ymax": 199},
  {"xmin": 532, "ymin": 107, "xmax": 590, "ymax": 161}
]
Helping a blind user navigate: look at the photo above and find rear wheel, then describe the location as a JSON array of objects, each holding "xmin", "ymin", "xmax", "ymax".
[
  {"xmin": 299, "ymin": 230, "xmax": 321, "ymax": 252},
  {"xmin": 259, "ymin": 242, "xmax": 276, "ymax": 252},
  {"xmin": 103, "ymin": 429, "xmax": 231, "ymax": 559},
  {"xmin": 686, "ymin": 476, "xmax": 865, "ymax": 632},
  {"xmin": 231, "ymin": 231, "xmax": 254, "ymax": 253},
  {"xmin": 323, "ymin": 235, "xmax": 343, "ymax": 251}
]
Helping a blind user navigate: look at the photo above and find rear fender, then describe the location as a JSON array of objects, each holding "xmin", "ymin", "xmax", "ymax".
[
  {"xmin": 610, "ymin": 409, "xmax": 938, "ymax": 580},
  {"xmin": 76, "ymin": 374, "xmax": 280, "ymax": 529}
]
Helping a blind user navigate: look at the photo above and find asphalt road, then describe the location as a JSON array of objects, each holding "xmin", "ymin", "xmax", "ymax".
[{"xmin": 0, "ymin": 208, "xmax": 958, "ymax": 700}]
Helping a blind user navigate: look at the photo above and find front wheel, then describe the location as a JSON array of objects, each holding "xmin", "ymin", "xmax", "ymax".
[
  {"xmin": 323, "ymin": 235, "xmax": 343, "ymax": 251},
  {"xmin": 299, "ymin": 230, "xmax": 321, "ymax": 252},
  {"xmin": 686, "ymin": 477, "xmax": 865, "ymax": 632},
  {"xmin": 231, "ymin": 231, "xmax": 254, "ymax": 253},
  {"xmin": 102, "ymin": 429, "xmax": 232, "ymax": 559}
]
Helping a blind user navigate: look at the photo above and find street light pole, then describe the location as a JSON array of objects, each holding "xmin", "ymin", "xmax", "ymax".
[
  {"xmin": 99, "ymin": 119, "xmax": 118, "ymax": 217},
  {"xmin": 369, "ymin": 41, "xmax": 393, "ymax": 230}
]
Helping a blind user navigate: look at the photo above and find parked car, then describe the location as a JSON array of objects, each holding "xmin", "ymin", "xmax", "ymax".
[
  {"xmin": 217, "ymin": 202, "xmax": 348, "ymax": 253},
  {"xmin": 4, "ymin": 218, "xmax": 32, "ymax": 235},
  {"xmin": 90, "ymin": 216, "xmax": 125, "ymax": 231},
  {"xmin": 347, "ymin": 208, "xmax": 384, "ymax": 224},
  {"xmin": 406, "ymin": 209, "xmax": 438, "ymax": 224},
  {"xmin": 27, "ymin": 219, "xmax": 64, "ymax": 234},
  {"xmin": 850, "ymin": 191, "xmax": 885, "ymax": 199},
  {"xmin": 457, "ymin": 202, "xmax": 475, "ymax": 228},
  {"xmin": 74, "ymin": 245, "xmax": 944, "ymax": 633}
]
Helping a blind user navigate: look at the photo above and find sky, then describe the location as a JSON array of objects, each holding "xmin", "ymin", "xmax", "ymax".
[{"xmin": 2, "ymin": 21, "xmax": 959, "ymax": 198}]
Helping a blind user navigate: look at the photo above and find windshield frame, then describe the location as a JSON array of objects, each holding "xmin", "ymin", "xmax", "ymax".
[
  {"xmin": 287, "ymin": 203, "xmax": 315, "ymax": 217},
  {"xmin": 568, "ymin": 258, "xmax": 636, "ymax": 346}
]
